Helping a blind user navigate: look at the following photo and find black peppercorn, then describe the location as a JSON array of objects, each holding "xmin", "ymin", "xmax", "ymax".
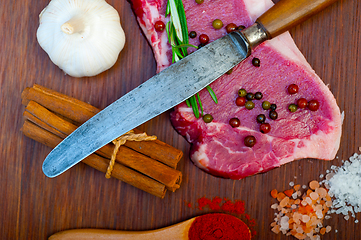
[
  {"xmin": 252, "ymin": 58, "xmax": 260, "ymax": 67},
  {"xmin": 256, "ymin": 114, "xmax": 266, "ymax": 123},
  {"xmin": 254, "ymin": 92, "xmax": 263, "ymax": 100},
  {"xmin": 269, "ymin": 110, "xmax": 278, "ymax": 120},
  {"xmin": 237, "ymin": 25, "xmax": 246, "ymax": 30},
  {"xmin": 189, "ymin": 31, "xmax": 197, "ymax": 38},
  {"xmin": 246, "ymin": 92, "xmax": 255, "ymax": 101},
  {"xmin": 270, "ymin": 104, "xmax": 277, "ymax": 111}
]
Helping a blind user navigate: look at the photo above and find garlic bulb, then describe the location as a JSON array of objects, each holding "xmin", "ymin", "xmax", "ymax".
[{"xmin": 37, "ymin": 0, "xmax": 126, "ymax": 77}]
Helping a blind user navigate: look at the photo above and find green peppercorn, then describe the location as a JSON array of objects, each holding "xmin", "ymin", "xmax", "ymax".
[
  {"xmin": 288, "ymin": 104, "xmax": 298, "ymax": 112},
  {"xmin": 255, "ymin": 92, "xmax": 263, "ymax": 100},
  {"xmin": 262, "ymin": 101, "xmax": 271, "ymax": 110},
  {"xmin": 245, "ymin": 101, "xmax": 255, "ymax": 110},
  {"xmin": 226, "ymin": 68, "xmax": 233, "ymax": 75},
  {"xmin": 202, "ymin": 114, "xmax": 213, "ymax": 123},
  {"xmin": 195, "ymin": 0, "xmax": 204, "ymax": 4},
  {"xmin": 246, "ymin": 93, "xmax": 255, "ymax": 101},
  {"xmin": 238, "ymin": 88, "xmax": 247, "ymax": 97},
  {"xmin": 269, "ymin": 110, "xmax": 278, "ymax": 120},
  {"xmin": 189, "ymin": 31, "xmax": 197, "ymax": 38},
  {"xmin": 270, "ymin": 104, "xmax": 277, "ymax": 111},
  {"xmin": 212, "ymin": 19, "xmax": 223, "ymax": 29},
  {"xmin": 256, "ymin": 114, "xmax": 266, "ymax": 123},
  {"xmin": 252, "ymin": 58, "xmax": 260, "ymax": 67}
]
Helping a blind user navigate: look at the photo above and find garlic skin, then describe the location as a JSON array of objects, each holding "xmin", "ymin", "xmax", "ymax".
[{"xmin": 37, "ymin": 0, "xmax": 126, "ymax": 77}]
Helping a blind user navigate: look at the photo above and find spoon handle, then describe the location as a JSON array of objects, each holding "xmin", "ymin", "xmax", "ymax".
[{"xmin": 49, "ymin": 219, "xmax": 194, "ymax": 240}]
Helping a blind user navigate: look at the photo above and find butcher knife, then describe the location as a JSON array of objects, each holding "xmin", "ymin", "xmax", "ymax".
[{"xmin": 43, "ymin": 0, "xmax": 338, "ymax": 177}]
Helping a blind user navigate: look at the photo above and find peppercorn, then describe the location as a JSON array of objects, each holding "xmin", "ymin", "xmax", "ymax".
[
  {"xmin": 189, "ymin": 31, "xmax": 197, "ymax": 38},
  {"xmin": 255, "ymin": 92, "xmax": 263, "ymax": 100},
  {"xmin": 199, "ymin": 34, "xmax": 209, "ymax": 44},
  {"xmin": 245, "ymin": 101, "xmax": 255, "ymax": 110},
  {"xmin": 236, "ymin": 97, "xmax": 246, "ymax": 106},
  {"xmin": 288, "ymin": 84, "xmax": 299, "ymax": 94},
  {"xmin": 244, "ymin": 135, "xmax": 256, "ymax": 147},
  {"xmin": 297, "ymin": 98, "xmax": 308, "ymax": 108},
  {"xmin": 260, "ymin": 123, "xmax": 271, "ymax": 134},
  {"xmin": 262, "ymin": 101, "xmax": 271, "ymax": 110},
  {"xmin": 269, "ymin": 110, "xmax": 278, "ymax": 120},
  {"xmin": 195, "ymin": 0, "xmax": 204, "ymax": 4},
  {"xmin": 308, "ymin": 100, "xmax": 319, "ymax": 111},
  {"xmin": 246, "ymin": 93, "xmax": 255, "ymax": 101},
  {"xmin": 237, "ymin": 25, "xmax": 246, "ymax": 30},
  {"xmin": 256, "ymin": 114, "xmax": 266, "ymax": 123},
  {"xmin": 226, "ymin": 23, "xmax": 237, "ymax": 33},
  {"xmin": 226, "ymin": 68, "xmax": 233, "ymax": 75},
  {"xmin": 203, "ymin": 114, "xmax": 213, "ymax": 123},
  {"xmin": 212, "ymin": 19, "xmax": 223, "ymax": 29},
  {"xmin": 198, "ymin": 43, "xmax": 205, "ymax": 49},
  {"xmin": 270, "ymin": 104, "xmax": 277, "ymax": 111},
  {"xmin": 154, "ymin": 21, "xmax": 165, "ymax": 32},
  {"xmin": 229, "ymin": 118, "xmax": 240, "ymax": 128},
  {"xmin": 288, "ymin": 104, "xmax": 298, "ymax": 112},
  {"xmin": 252, "ymin": 58, "xmax": 260, "ymax": 67},
  {"xmin": 238, "ymin": 88, "xmax": 247, "ymax": 97}
]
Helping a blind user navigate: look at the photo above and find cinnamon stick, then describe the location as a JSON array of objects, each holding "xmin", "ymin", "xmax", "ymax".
[
  {"xmin": 21, "ymin": 84, "xmax": 182, "ymax": 168},
  {"xmin": 24, "ymin": 100, "xmax": 181, "ymax": 191},
  {"xmin": 21, "ymin": 120, "xmax": 167, "ymax": 198}
]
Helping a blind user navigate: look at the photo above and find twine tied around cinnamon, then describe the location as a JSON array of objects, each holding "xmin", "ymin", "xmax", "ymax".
[{"xmin": 105, "ymin": 130, "xmax": 157, "ymax": 178}]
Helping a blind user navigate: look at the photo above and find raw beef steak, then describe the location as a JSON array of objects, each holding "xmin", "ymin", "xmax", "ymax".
[{"xmin": 129, "ymin": 0, "xmax": 342, "ymax": 179}]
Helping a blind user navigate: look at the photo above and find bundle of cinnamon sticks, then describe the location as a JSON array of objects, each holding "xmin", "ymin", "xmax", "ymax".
[{"xmin": 21, "ymin": 84, "xmax": 183, "ymax": 198}]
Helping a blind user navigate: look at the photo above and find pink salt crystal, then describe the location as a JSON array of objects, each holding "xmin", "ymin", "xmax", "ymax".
[
  {"xmin": 280, "ymin": 197, "xmax": 289, "ymax": 208},
  {"xmin": 271, "ymin": 203, "xmax": 278, "ymax": 209},
  {"xmin": 305, "ymin": 197, "xmax": 312, "ymax": 205},
  {"xmin": 271, "ymin": 225, "xmax": 280, "ymax": 234},
  {"xmin": 325, "ymin": 226, "xmax": 332, "ymax": 233},
  {"xmin": 316, "ymin": 210, "xmax": 323, "ymax": 219},
  {"xmin": 302, "ymin": 214, "xmax": 311, "ymax": 223},
  {"xmin": 326, "ymin": 201, "xmax": 333, "ymax": 207},
  {"xmin": 310, "ymin": 192, "xmax": 319, "ymax": 200},
  {"xmin": 309, "ymin": 180, "xmax": 320, "ymax": 190},
  {"xmin": 315, "ymin": 187, "xmax": 327, "ymax": 198}
]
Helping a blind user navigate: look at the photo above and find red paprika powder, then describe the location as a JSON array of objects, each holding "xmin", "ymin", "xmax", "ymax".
[
  {"xmin": 188, "ymin": 213, "xmax": 251, "ymax": 240},
  {"xmin": 190, "ymin": 197, "xmax": 257, "ymax": 238}
]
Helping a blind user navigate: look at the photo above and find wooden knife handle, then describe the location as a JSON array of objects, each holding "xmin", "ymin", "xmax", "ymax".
[{"xmin": 257, "ymin": 0, "xmax": 338, "ymax": 38}]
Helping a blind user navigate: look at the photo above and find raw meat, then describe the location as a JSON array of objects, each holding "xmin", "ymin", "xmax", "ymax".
[{"xmin": 129, "ymin": 0, "xmax": 342, "ymax": 179}]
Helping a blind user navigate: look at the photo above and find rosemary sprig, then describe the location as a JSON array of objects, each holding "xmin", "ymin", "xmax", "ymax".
[{"xmin": 166, "ymin": 0, "xmax": 218, "ymax": 118}]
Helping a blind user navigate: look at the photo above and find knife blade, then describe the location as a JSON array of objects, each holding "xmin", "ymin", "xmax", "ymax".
[{"xmin": 42, "ymin": 0, "xmax": 338, "ymax": 177}]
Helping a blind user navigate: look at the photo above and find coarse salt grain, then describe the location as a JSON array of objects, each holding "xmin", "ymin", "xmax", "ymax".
[{"xmin": 323, "ymin": 153, "xmax": 361, "ymax": 220}]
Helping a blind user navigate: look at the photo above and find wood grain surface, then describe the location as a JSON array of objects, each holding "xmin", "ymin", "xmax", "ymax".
[{"xmin": 0, "ymin": 0, "xmax": 360, "ymax": 239}]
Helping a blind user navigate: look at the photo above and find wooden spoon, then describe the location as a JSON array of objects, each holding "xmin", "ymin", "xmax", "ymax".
[{"xmin": 49, "ymin": 213, "xmax": 251, "ymax": 240}]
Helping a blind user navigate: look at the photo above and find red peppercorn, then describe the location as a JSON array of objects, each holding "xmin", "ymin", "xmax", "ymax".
[
  {"xmin": 308, "ymin": 100, "xmax": 319, "ymax": 111},
  {"xmin": 297, "ymin": 98, "xmax": 308, "ymax": 108},
  {"xmin": 154, "ymin": 21, "xmax": 165, "ymax": 32},
  {"xmin": 288, "ymin": 84, "xmax": 299, "ymax": 94},
  {"xmin": 244, "ymin": 135, "xmax": 256, "ymax": 147},
  {"xmin": 260, "ymin": 123, "xmax": 271, "ymax": 133},
  {"xmin": 236, "ymin": 97, "xmax": 246, "ymax": 106},
  {"xmin": 199, "ymin": 34, "xmax": 209, "ymax": 44},
  {"xmin": 226, "ymin": 23, "xmax": 237, "ymax": 33},
  {"xmin": 229, "ymin": 118, "xmax": 240, "ymax": 128}
]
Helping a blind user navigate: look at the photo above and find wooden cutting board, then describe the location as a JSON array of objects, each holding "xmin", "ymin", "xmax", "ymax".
[{"xmin": 1, "ymin": 0, "xmax": 360, "ymax": 239}]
